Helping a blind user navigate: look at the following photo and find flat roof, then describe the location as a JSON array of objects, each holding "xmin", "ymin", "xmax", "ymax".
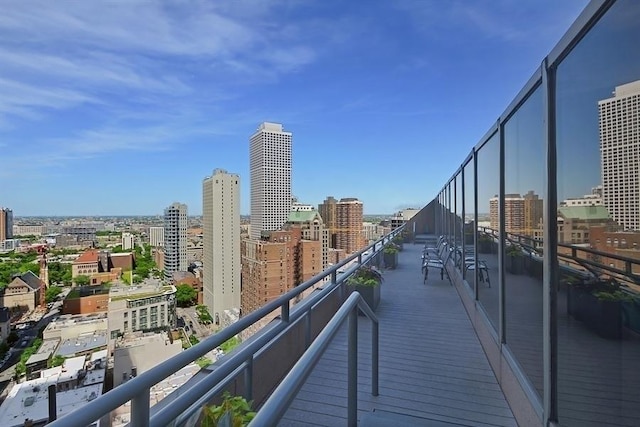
[
  {"xmin": 55, "ymin": 331, "xmax": 108, "ymax": 357},
  {"xmin": 26, "ymin": 339, "xmax": 60, "ymax": 366},
  {"xmin": 0, "ymin": 356, "xmax": 106, "ymax": 427}
]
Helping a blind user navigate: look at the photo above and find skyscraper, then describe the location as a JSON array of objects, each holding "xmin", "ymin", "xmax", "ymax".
[
  {"xmin": 335, "ymin": 198, "xmax": 365, "ymax": 254},
  {"xmin": 0, "ymin": 207, "xmax": 13, "ymax": 242},
  {"xmin": 203, "ymin": 169, "xmax": 241, "ymax": 325},
  {"xmin": 250, "ymin": 122, "xmax": 292, "ymax": 240},
  {"xmin": 163, "ymin": 203, "xmax": 188, "ymax": 279},
  {"xmin": 599, "ymin": 80, "xmax": 640, "ymax": 231}
]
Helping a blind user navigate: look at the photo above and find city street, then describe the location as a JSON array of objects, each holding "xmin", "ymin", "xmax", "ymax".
[{"xmin": 176, "ymin": 306, "xmax": 213, "ymax": 339}]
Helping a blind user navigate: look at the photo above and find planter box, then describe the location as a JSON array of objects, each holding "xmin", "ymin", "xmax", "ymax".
[
  {"xmin": 568, "ymin": 287, "xmax": 624, "ymax": 339},
  {"xmin": 354, "ymin": 284, "xmax": 380, "ymax": 315},
  {"xmin": 525, "ymin": 256, "xmax": 543, "ymax": 279},
  {"xmin": 583, "ymin": 294, "xmax": 623, "ymax": 340},
  {"xmin": 383, "ymin": 252, "xmax": 398, "ymax": 269},
  {"xmin": 478, "ymin": 240, "xmax": 492, "ymax": 254},
  {"xmin": 506, "ymin": 254, "xmax": 525, "ymax": 275}
]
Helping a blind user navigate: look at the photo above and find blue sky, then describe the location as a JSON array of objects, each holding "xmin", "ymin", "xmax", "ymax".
[{"xmin": 0, "ymin": 0, "xmax": 590, "ymax": 216}]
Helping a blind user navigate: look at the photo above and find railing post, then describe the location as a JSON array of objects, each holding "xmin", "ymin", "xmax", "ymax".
[
  {"xmin": 372, "ymin": 316, "xmax": 379, "ymax": 397},
  {"xmin": 244, "ymin": 357, "xmax": 253, "ymax": 401},
  {"xmin": 131, "ymin": 390, "xmax": 150, "ymax": 427},
  {"xmin": 305, "ymin": 310, "xmax": 311, "ymax": 348},
  {"xmin": 331, "ymin": 270, "xmax": 337, "ymax": 285},
  {"xmin": 281, "ymin": 301, "xmax": 290, "ymax": 323},
  {"xmin": 348, "ymin": 308, "xmax": 358, "ymax": 427},
  {"xmin": 358, "ymin": 253, "xmax": 362, "ymax": 265}
]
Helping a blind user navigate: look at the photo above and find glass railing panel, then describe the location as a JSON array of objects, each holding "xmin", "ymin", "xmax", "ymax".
[
  {"xmin": 503, "ymin": 85, "xmax": 544, "ymax": 398},
  {"xmin": 463, "ymin": 159, "xmax": 475, "ymax": 291},
  {"xmin": 477, "ymin": 133, "xmax": 500, "ymax": 329},
  {"xmin": 556, "ymin": 1, "xmax": 640, "ymax": 425},
  {"xmin": 455, "ymin": 172, "xmax": 463, "ymax": 266}
]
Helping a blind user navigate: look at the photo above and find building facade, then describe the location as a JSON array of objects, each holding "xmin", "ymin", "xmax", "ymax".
[
  {"xmin": 149, "ymin": 226, "xmax": 164, "ymax": 247},
  {"xmin": 335, "ymin": 198, "xmax": 365, "ymax": 254},
  {"xmin": 599, "ymin": 79, "xmax": 640, "ymax": 231},
  {"xmin": 249, "ymin": 122, "xmax": 292, "ymax": 240},
  {"xmin": 121, "ymin": 232, "xmax": 134, "ymax": 250},
  {"xmin": 108, "ymin": 284, "xmax": 177, "ymax": 337},
  {"xmin": 164, "ymin": 203, "xmax": 188, "ymax": 279},
  {"xmin": 202, "ymin": 169, "xmax": 241, "ymax": 326}
]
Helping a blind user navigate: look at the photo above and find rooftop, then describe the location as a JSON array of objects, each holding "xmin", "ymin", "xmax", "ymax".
[
  {"xmin": 74, "ymin": 250, "xmax": 99, "ymax": 264},
  {"xmin": 55, "ymin": 331, "xmax": 108, "ymax": 358},
  {"xmin": 0, "ymin": 355, "xmax": 106, "ymax": 427}
]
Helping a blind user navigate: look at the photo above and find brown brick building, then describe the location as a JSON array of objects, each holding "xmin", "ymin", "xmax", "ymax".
[
  {"xmin": 62, "ymin": 285, "xmax": 110, "ymax": 315},
  {"xmin": 335, "ymin": 198, "xmax": 365, "ymax": 254},
  {"xmin": 241, "ymin": 211, "xmax": 328, "ymax": 319}
]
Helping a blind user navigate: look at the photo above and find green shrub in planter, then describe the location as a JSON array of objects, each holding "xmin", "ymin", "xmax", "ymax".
[
  {"xmin": 347, "ymin": 265, "xmax": 383, "ymax": 312},
  {"xmin": 202, "ymin": 392, "xmax": 256, "ymax": 427},
  {"xmin": 383, "ymin": 244, "xmax": 399, "ymax": 269}
]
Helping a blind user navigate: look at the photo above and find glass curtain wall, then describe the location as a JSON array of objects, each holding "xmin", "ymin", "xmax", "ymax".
[
  {"xmin": 463, "ymin": 159, "xmax": 475, "ymax": 290},
  {"xmin": 476, "ymin": 134, "xmax": 500, "ymax": 329},
  {"xmin": 503, "ymin": 86, "xmax": 545, "ymax": 398},
  {"xmin": 555, "ymin": 1, "xmax": 640, "ymax": 425}
]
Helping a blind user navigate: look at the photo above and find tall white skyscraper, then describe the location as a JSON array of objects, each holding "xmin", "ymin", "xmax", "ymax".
[
  {"xmin": 250, "ymin": 122, "xmax": 292, "ymax": 240},
  {"xmin": 149, "ymin": 226, "xmax": 165, "ymax": 247},
  {"xmin": 203, "ymin": 169, "xmax": 241, "ymax": 325},
  {"xmin": 599, "ymin": 80, "xmax": 640, "ymax": 231},
  {"xmin": 164, "ymin": 202, "xmax": 188, "ymax": 279}
]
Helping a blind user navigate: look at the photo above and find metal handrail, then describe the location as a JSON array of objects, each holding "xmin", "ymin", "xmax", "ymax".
[
  {"xmin": 249, "ymin": 292, "xmax": 379, "ymax": 427},
  {"xmin": 47, "ymin": 226, "xmax": 404, "ymax": 427}
]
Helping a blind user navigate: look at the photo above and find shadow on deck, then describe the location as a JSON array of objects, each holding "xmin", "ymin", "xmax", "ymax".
[{"xmin": 279, "ymin": 242, "xmax": 517, "ymax": 426}]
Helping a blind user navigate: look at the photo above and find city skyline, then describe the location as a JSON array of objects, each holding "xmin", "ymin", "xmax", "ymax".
[{"xmin": 0, "ymin": 1, "xmax": 590, "ymax": 216}]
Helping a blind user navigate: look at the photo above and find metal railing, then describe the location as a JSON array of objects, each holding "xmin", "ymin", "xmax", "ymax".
[
  {"xmin": 250, "ymin": 291, "xmax": 379, "ymax": 427},
  {"xmin": 47, "ymin": 226, "xmax": 404, "ymax": 427}
]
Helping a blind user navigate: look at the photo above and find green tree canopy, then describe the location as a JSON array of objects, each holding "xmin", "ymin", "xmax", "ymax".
[
  {"xmin": 45, "ymin": 286, "xmax": 63, "ymax": 303},
  {"xmin": 176, "ymin": 284, "xmax": 197, "ymax": 307},
  {"xmin": 74, "ymin": 275, "xmax": 91, "ymax": 286}
]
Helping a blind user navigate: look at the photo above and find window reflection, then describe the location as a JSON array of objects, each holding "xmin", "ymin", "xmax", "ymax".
[
  {"xmin": 556, "ymin": 1, "xmax": 640, "ymax": 425},
  {"xmin": 463, "ymin": 160, "xmax": 475, "ymax": 288},
  {"xmin": 476, "ymin": 133, "xmax": 500, "ymax": 329},
  {"xmin": 503, "ymin": 86, "xmax": 544, "ymax": 398}
]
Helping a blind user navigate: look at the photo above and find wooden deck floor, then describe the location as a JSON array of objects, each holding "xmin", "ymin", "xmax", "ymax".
[{"xmin": 279, "ymin": 243, "xmax": 517, "ymax": 427}]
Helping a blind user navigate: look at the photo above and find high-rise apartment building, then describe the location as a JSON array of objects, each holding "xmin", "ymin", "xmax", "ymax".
[
  {"xmin": 163, "ymin": 203, "xmax": 188, "ymax": 279},
  {"xmin": 599, "ymin": 80, "xmax": 640, "ymax": 231},
  {"xmin": 249, "ymin": 122, "xmax": 292, "ymax": 240},
  {"xmin": 335, "ymin": 198, "xmax": 364, "ymax": 254},
  {"xmin": 0, "ymin": 208, "xmax": 14, "ymax": 242},
  {"xmin": 121, "ymin": 232, "xmax": 134, "ymax": 251},
  {"xmin": 522, "ymin": 191, "xmax": 544, "ymax": 237},
  {"xmin": 490, "ymin": 194, "xmax": 525, "ymax": 234},
  {"xmin": 149, "ymin": 227, "xmax": 164, "ymax": 247},
  {"xmin": 318, "ymin": 196, "xmax": 338, "ymax": 247},
  {"xmin": 202, "ymin": 169, "xmax": 241, "ymax": 325}
]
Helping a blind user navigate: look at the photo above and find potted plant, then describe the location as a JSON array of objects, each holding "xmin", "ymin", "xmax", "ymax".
[
  {"xmin": 392, "ymin": 235, "xmax": 404, "ymax": 251},
  {"xmin": 202, "ymin": 392, "xmax": 256, "ymax": 427},
  {"xmin": 382, "ymin": 244, "xmax": 399, "ymax": 269},
  {"xmin": 347, "ymin": 265, "xmax": 383, "ymax": 313},
  {"xmin": 585, "ymin": 288, "xmax": 634, "ymax": 340},
  {"xmin": 478, "ymin": 234, "xmax": 494, "ymax": 254},
  {"xmin": 505, "ymin": 245, "xmax": 525, "ymax": 275}
]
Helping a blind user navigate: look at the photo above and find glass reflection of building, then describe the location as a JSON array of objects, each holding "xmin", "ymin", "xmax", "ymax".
[{"xmin": 600, "ymin": 80, "xmax": 640, "ymax": 232}]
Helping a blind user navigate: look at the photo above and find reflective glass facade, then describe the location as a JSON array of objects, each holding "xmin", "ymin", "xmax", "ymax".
[{"xmin": 436, "ymin": 1, "xmax": 640, "ymax": 425}]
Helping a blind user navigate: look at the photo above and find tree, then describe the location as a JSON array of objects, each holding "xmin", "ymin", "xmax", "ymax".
[
  {"xmin": 74, "ymin": 275, "xmax": 91, "ymax": 286},
  {"xmin": 176, "ymin": 284, "xmax": 197, "ymax": 307},
  {"xmin": 45, "ymin": 286, "xmax": 63, "ymax": 303},
  {"xmin": 49, "ymin": 355, "xmax": 66, "ymax": 368}
]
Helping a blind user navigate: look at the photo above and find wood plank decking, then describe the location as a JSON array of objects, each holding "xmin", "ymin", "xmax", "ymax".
[{"xmin": 279, "ymin": 243, "xmax": 517, "ymax": 426}]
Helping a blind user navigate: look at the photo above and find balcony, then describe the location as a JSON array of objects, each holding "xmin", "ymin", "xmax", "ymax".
[{"xmin": 44, "ymin": 1, "xmax": 640, "ymax": 426}]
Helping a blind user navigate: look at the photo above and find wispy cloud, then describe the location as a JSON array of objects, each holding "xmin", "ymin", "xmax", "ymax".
[{"xmin": 0, "ymin": 0, "xmax": 321, "ymax": 125}]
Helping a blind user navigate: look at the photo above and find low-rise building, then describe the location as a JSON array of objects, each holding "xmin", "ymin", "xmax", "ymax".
[
  {"xmin": 63, "ymin": 285, "xmax": 110, "ymax": 315},
  {"xmin": 43, "ymin": 313, "xmax": 109, "ymax": 341},
  {"xmin": 108, "ymin": 283, "xmax": 177, "ymax": 337},
  {"xmin": 113, "ymin": 331, "xmax": 182, "ymax": 388},
  {"xmin": 25, "ymin": 339, "xmax": 60, "ymax": 380},
  {"xmin": 0, "ymin": 350, "xmax": 108, "ymax": 427},
  {"xmin": 0, "ymin": 271, "xmax": 44, "ymax": 314}
]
